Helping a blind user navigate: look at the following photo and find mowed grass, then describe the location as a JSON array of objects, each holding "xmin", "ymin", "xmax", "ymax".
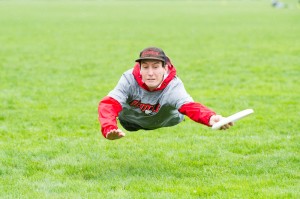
[{"xmin": 0, "ymin": 0, "xmax": 299, "ymax": 198}]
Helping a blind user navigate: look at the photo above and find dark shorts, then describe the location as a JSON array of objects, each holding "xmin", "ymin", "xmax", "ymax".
[{"xmin": 119, "ymin": 119, "xmax": 150, "ymax": 132}]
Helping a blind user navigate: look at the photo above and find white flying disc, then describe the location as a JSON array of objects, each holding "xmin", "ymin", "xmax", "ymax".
[{"xmin": 212, "ymin": 109, "xmax": 254, "ymax": 130}]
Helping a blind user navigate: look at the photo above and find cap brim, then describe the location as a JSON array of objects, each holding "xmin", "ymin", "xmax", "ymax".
[{"xmin": 135, "ymin": 57, "xmax": 165, "ymax": 62}]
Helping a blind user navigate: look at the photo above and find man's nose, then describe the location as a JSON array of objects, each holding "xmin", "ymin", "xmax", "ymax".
[{"xmin": 148, "ymin": 68, "xmax": 154, "ymax": 75}]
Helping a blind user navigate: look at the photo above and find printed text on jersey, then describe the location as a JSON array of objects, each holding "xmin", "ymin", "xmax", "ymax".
[{"xmin": 129, "ymin": 100, "xmax": 161, "ymax": 114}]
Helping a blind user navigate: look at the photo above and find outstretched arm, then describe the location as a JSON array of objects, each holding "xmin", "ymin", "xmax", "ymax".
[
  {"xmin": 179, "ymin": 102, "xmax": 216, "ymax": 126},
  {"xmin": 179, "ymin": 102, "xmax": 233, "ymax": 130},
  {"xmin": 98, "ymin": 96, "xmax": 125, "ymax": 139}
]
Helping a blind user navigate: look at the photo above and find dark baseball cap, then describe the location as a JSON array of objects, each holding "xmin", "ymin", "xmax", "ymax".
[{"xmin": 135, "ymin": 47, "xmax": 166, "ymax": 63}]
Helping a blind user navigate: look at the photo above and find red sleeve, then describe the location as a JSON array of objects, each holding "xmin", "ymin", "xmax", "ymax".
[
  {"xmin": 98, "ymin": 96, "xmax": 122, "ymax": 138},
  {"xmin": 178, "ymin": 102, "xmax": 216, "ymax": 126}
]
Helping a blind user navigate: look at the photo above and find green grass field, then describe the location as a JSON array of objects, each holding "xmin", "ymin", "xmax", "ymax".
[{"xmin": 1, "ymin": 0, "xmax": 299, "ymax": 198}]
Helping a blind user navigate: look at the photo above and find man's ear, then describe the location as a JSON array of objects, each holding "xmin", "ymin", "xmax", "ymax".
[{"xmin": 164, "ymin": 65, "xmax": 168, "ymax": 75}]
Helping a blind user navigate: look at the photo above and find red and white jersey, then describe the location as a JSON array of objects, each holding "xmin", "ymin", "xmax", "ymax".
[{"xmin": 98, "ymin": 60, "xmax": 215, "ymax": 137}]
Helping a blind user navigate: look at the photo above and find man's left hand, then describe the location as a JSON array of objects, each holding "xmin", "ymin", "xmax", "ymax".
[{"xmin": 209, "ymin": 115, "xmax": 233, "ymax": 130}]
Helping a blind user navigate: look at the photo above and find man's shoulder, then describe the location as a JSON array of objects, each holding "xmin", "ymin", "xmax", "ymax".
[
  {"xmin": 123, "ymin": 68, "xmax": 134, "ymax": 75},
  {"xmin": 121, "ymin": 68, "xmax": 135, "ymax": 80},
  {"xmin": 169, "ymin": 76, "xmax": 184, "ymax": 86}
]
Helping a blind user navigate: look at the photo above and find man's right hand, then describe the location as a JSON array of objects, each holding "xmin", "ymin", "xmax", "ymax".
[{"xmin": 106, "ymin": 129, "xmax": 125, "ymax": 140}]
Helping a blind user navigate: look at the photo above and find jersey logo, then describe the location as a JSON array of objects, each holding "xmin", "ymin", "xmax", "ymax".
[{"xmin": 130, "ymin": 100, "xmax": 161, "ymax": 115}]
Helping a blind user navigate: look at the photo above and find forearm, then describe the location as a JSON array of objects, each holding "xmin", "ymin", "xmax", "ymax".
[
  {"xmin": 179, "ymin": 102, "xmax": 216, "ymax": 126},
  {"xmin": 98, "ymin": 96, "xmax": 122, "ymax": 137}
]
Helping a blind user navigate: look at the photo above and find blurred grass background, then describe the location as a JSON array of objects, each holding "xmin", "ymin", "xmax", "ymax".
[{"xmin": 0, "ymin": 0, "xmax": 299, "ymax": 198}]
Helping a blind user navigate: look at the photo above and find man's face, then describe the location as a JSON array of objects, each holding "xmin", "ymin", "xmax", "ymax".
[{"xmin": 140, "ymin": 60, "xmax": 167, "ymax": 91}]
